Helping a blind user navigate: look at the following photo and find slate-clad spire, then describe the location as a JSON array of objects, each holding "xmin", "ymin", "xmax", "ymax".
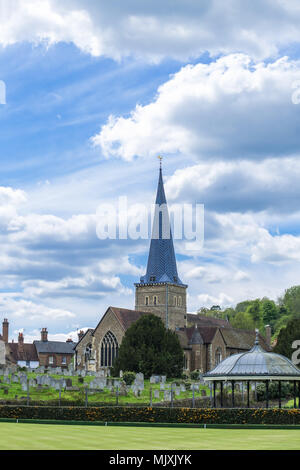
[{"xmin": 140, "ymin": 164, "xmax": 183, "ymax": 285}]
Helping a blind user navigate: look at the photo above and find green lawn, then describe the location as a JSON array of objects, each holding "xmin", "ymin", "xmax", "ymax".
[{"xmin": 0, "ymin": 423, "xmax": 300, "ymax": 449}]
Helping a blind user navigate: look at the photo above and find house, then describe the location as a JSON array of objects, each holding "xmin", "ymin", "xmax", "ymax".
[{"xmin": 0, "ymin": 320, "xmax": 76, "ymax": 369}]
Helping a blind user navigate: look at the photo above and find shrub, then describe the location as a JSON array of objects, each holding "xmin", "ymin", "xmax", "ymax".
[
  {"xmin": 256, "ymin": 382, "xmax": 293, "ymax": 401},
  {"xmin": 0, "ymin": 406, "xmax": 299, "ymax": 425},
  {"xmin": 190, "ymin": 370, "xmax": 200, "ymax": 380},
  {"xmin": 122, "ymin": 371, "xmax": 136, "ymax": 386}
]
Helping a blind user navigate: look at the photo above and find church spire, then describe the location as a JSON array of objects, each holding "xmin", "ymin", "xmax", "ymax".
[{"xmin": 140, "ymin": 160, "xmax": 183, "ymax": 285}]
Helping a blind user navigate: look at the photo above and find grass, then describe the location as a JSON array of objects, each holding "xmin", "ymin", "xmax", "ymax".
[{"xmin": 0, "ymin": 422, "xmax": 300, "ymax": 449}]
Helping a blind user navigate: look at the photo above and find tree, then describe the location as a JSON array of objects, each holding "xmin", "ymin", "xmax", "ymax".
[
  {"xmin": 112, "ymin": 314, "xmax": 184, "ymax": 378},
  {"xmin": 273, "ymin": 318, "xmax": 300, "ymax": 361},
  {"xmin": 282, "ymin": 286, "xmax": 300, "ymax": 318},
  {"xmin": 245, "ymin": 299, "xmax": 264, "ymax": 331},
  {"xmin": 261, "ymin": 298, "xmax": 278, "ymax": 328},
  {"xmin": 230, "ymin": 311, "xmax": 255, "ymax": 330},
  {"xmin": 235, "ymin": 300, "xmax": 253, "ymax": 313}
]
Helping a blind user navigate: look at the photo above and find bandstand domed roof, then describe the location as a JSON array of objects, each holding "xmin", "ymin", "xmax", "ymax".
[{"xmin": 203, "ymin": 332, "xmax": 300, "ymax": 381}]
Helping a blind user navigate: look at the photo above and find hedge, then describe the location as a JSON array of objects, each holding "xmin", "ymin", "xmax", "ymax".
[{"xmin": 0, "ymin": 406, "xmax": 300, "ymax": 425}]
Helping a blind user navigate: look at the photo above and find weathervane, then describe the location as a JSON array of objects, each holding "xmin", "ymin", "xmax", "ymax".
[{"xmin": 157, "ymin": 155, "xmax": 163, "ymax": 168}]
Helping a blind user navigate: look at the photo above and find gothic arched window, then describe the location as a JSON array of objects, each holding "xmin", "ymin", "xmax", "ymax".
[
  {"xmin": 215, "ymin": 348, "xmax": 222, "ymax": 366},
  {"xmin": 85, "ymin": 343, "xmax": 92, "ymax": 364},
  {"xmin": 100, "ymin": 331, "xmax": 119, "ymax": 367}
]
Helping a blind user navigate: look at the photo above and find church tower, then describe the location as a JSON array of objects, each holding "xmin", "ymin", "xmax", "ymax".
[{"xmin": 135, "ymin": 160, "xmax": 188, "ymax": 330}]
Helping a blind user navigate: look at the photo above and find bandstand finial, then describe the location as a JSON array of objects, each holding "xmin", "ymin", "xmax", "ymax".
[{"xmin": 255, "ymin": 328, "xmax": 259, "ymax": 345}]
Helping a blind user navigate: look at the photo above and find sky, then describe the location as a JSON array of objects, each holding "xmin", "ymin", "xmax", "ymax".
[{"xmin": 1, "ymin": 0, "xmax": 300, "ymax": 342}]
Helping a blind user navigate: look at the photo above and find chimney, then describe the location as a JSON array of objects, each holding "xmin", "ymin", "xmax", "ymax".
[
  {"xmin": 265, "ymin": 325, "xmax": 271, "ymax": 348},
  {"xmin": 41, "ymin": 328, "xmax": 48, "ymax": 342},
  {"xmin": 18, "ymin": 332, "xmax": 24, "ymax": 353},
  {"xmin": 66, "ymin": 338, "xmax": 73, "ymax": 343},
  {"xmin": 78, "ymin": 330, "xmax": 84, "ymax": 341},
  {"xmin": 2, "ymin": 319, "xmax": 8, "ymax": 343}
]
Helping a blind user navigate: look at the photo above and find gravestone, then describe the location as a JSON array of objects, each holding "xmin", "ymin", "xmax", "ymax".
[
  {"xmin": 154, "ymin": 390, "xmax": 160, "ymax": 399},
  {"xmin": 164, "ymin": 391, "xmax": 171, "ymax": 402},
  {"xmin": 160, "ymin": 383, "xmax": 165, "ymax": 391},
  {"xmin": 66, "ymin": 378, "xmax": 72, "ymax": 388}
]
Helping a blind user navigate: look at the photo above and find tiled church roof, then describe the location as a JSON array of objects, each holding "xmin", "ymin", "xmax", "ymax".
[
  {"xmin": 186, "ymin": 313, "xmax": 230, "ymax": 328},
  {"xmin": 139, "ymin": 166, "xmax": 185, "ymax": 286},
  {"xmin": 109, "ymin": 307, "xmax": 149, "ymax": 330},
  {"xmin": 220, "ymin": 327, "xmax": 272, "ymax": 352}
]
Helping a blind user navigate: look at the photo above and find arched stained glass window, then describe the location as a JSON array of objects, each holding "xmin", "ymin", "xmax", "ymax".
[{"xmin": 100, "ymin": 331, "xmax": 119, "ymax": 367}]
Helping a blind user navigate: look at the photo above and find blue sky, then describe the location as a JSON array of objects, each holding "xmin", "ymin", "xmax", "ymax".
[{"xmin": 2, "ymin": 0, "xmax": 300, "ymax": 341}]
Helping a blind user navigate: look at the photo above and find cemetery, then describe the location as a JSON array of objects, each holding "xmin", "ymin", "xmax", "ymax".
[
  {"xmin": 0, "ymin": 364, "xmax": 299, "ymax": 411},
  {"xmin": 0, "ymin": 365, "xmax": 214, "ymax": 407}
]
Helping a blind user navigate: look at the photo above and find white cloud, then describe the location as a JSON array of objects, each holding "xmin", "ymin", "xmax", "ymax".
[
  {"xmin": 0, "ymin": 295, "xmax": 75, "ymax": 321},
  {"xmin": 2, "ymin": 1, "xmax": 300, "ymax": 61},
  {"xmin": 92, "ymin": 54, "xmax": 300, "ymax": 162},
  {"xmin": 197, "ymin": 292, "xmax": 233, "ymax": 309},
  {"xmin": 165, "ymin": 157, "xmax": 300, "ymax": 214}
]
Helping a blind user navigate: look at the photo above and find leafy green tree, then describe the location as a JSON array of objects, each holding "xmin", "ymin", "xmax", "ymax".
[
  {"xmin": 230, "ymin": 311, "xmax": 255, "ymax": 330},
  {"xmin": 273, "ymin": 318, "xmax": 300, "ymax": 360},
  {"xmin": 282, "ymin": 286, "xmax": 300, "ymax": 317},
  {"xmin": 245, "ymin": 299, "xmax": 264, "ymax": 330},
  {"xmin": 112, "ymin": 314, "xmax": 184, "ymax": 378},
  {"xmin": 235, "ymin": 300, "xmax": 253, "ymax": 313},
  {"xmin": 261, "ymin": 298, "xmax": 278, "ymax": 327}
]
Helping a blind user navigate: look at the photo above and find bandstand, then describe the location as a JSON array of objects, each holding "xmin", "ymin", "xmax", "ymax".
[{"xmin": 203, "ymin": 331, "xmax": 300, "ymax": 408}]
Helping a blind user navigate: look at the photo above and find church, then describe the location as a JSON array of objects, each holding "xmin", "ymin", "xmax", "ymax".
[{"xmin": 74, "ymin": 164, "xmax": 271, "ymax": 374}]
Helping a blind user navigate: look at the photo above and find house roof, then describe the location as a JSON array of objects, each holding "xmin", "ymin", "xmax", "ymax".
[
  {"xmin": 8, "ymin": 343, "xmax": 39, "ymax": 362},
  {"xmin": 34, "ymin": 340, "xmax": 76, "ymax": 355}
]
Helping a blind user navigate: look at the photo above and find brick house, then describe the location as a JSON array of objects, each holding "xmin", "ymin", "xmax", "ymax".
[
  {"xmin": 0, "ymin": 320, "xmax": 75, "ymax": 369},
  {"xmin": 33, "ymin": 328, "xmax": 76, "ymax": 368}
]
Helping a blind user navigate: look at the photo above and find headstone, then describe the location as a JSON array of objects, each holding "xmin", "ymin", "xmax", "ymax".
[
  {"xmin": 161, "ymin": 376, "xmax": 166, "ymax": 383},
  {"xmin": 66, "ymin": 378, "xmax": 72, "ymax": 388},
  {"xmin": 164, "ymin": 391, "xmax": 171, "ymax": 401},
  {"xmin": 154, "ymin": 389, "xmax": 160, "ymax": 399},
  {"xmin": 160, "ymin": 383, "xmax": 165, "ymax": 391}
]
